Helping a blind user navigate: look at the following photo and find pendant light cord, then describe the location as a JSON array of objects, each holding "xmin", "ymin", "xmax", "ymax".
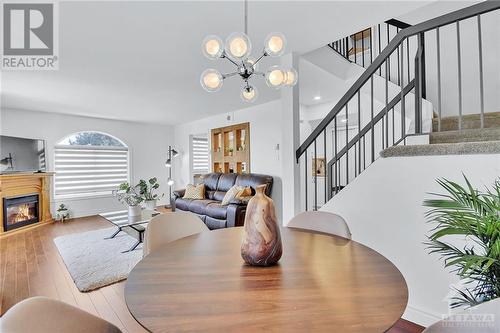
[{"xmin": 244, "ymin": 0, "xmax": 248, "ymax": 35}]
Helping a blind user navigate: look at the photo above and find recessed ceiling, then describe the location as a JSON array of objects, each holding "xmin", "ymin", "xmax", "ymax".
[{"xmin": 1, "ymin": 1, "xmax": 433, "ymax": 125}]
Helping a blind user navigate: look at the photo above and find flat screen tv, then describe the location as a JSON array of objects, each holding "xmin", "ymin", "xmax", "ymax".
[{"xmin": 0, "ymin": 135, "xmax": 46, "ymax": 174}]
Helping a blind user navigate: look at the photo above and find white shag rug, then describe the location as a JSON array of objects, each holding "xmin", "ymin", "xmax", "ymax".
[{"xmin": 54, "ymin": 227, "xmax": 143, "ymax": 292}]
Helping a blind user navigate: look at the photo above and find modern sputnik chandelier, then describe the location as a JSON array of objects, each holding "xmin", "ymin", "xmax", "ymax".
[{"xmin": 200, "ymin": 0, "xmax": 298, "ymax": 103}]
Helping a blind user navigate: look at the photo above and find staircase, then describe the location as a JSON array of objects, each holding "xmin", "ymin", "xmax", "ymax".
[{"xmin": 296, "ymin": 1, "xmax": 500, "ymax": 211}]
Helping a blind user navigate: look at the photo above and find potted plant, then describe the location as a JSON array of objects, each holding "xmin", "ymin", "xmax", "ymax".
[
  {"xmin": 228, "ymin": 147, "xmax": 234, "ymax": 156},
  {"xmin": 113, "ymin": 182, "xmax": 143, "ymax": 216},
  {"xmin": 56, "ymin": 203, "xmax": 69, "ymax": 222},
  {"xmin": 424, "ymin": 176, "xmax": 500, "ymax": 309},
  {"xmin": 138, "ymin": 177, "xmax": 164, "ymax": 210}
]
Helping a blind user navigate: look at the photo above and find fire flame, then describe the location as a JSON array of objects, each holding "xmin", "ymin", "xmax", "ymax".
[{"xmin": 13, "ymin": 204, "xmax": 35, "ymax": 222}]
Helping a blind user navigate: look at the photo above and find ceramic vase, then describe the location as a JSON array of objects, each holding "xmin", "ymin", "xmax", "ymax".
[
  {"xmin": 144, "ymin": 199, "xmax": 157, "ymax": 211},
  {"xmin": 241, "ymin": 184, "xmax": 282, "ymax": 266},
  {"xmin": 128, "ymin": 205, "xmax": 141, "ymax": 217}
]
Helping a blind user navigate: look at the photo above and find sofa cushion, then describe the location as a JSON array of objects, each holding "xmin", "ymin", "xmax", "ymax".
[
  {"xmin": 205, "ymin": 203, "xmax": 227, "ymax": 220},
  {"xmin": 183, "ymin": 184, "xmax": 205, "ymax": 199},
  {"xmin": 205, "ymin": 216, "xmax": 227, "ymax": 230},
  {"xmin": 213, "ymin": 190, "xmax": 226, "ymax": 202},
  {"xmin": 175, "ymin": 198, "xmax": 193, "ymax": 211},
  {"xmin": 217, "ymin": 173, "xmax": 238, "ymax": 192},
  {"xmin": 206, "ymin": 190, "xmax": 216, "ymax": 200},
  {"xmin": 188, "ymin": 199, "xmax": 218, "ymax": 215},
  {"xmin": 200, "ymin": 173, "xmax": 221, "ymax": 191}
]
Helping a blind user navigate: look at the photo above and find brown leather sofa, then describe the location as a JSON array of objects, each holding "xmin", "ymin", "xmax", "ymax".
[{"xmin": 173, "ymin": 173, "xmax": 273, "ymax": 230}]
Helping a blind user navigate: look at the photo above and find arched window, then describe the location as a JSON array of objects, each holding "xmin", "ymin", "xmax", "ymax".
[{"xmin": 54, "ymin": 131, "xmax": 129, "ymax": 198}]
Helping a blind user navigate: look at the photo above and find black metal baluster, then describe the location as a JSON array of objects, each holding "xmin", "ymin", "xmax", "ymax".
[
  {"xmin": 385, "ymin": 59, "xmax": 389, "ymax": 147},
  {"xmin": 477, "ymin": 15, "xmax": 485, "ymax": 129},
  {"xmin": 334, "ymin": 117, "xmax": 338, "ymax": 194},
  {"xmin": 401, "ymin": 38, "xmax": 406, "ymax": 139},
  {"xmin": 314, "ymin": 139, "xmax": 317, "ymax": 211},
  {"xmin": 323, "ymin": 129, "xmax": 327, "ymax": 204},
  {"xmin": 386, "ymin": 23, "xmax": 390, "ymax": 82},
  {"xmin": 345, "ymin": 104, "xmax": 349, "ymax": 185},
  {"xmin": 436, "ymin": 27, "xmax": 442, "ymax": 132},
  {"xmin": 406, "ymin": 38, "xmax": 410, "ymax": 81},
  {"xmin": 304, "ymin": 151, "xmax": 308, "ymax": 211},
  {"xmin": 378, "ymin": 24, "xmax": 382, "ymax": 75},
  {"xmin": 397, "ymin": 28, "xmax": 401, "ymax": 85},
  {"xmin": 369, "ymin": 27, "xmax": 373, "ymax": 65},
  {"xmin": 371, "ymin": 76, "xmax": 375, "ymax": 162},
  {"xmin": 354, "ymin": 34, "xmax": 357, "ymax": 65},
  {"xmin": 457, "ymin": 22, "xmax": 462, "ymax": 130},
  {"xmin": 357, "ymin": 91, "xmax": 362, "ymax": 173},
  {"xmin": 362, "ymin": 30, "xmax": 365, "ymax": 67}
]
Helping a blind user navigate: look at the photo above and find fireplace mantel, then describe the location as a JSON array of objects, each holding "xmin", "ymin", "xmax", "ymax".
[{"xmin": 0, "ymin": 172, "xmax": 54, "ymax": 237}]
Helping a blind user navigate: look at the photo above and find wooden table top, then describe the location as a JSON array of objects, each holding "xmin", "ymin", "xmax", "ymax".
[{"xmin": 125, "ymin": 227, "xmax": 408, "ymax": 333}]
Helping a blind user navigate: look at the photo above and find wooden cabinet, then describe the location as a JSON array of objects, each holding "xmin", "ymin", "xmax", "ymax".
[{"xmin": 211, "ymin": 122, "xmax": 250, "ymax": 174}]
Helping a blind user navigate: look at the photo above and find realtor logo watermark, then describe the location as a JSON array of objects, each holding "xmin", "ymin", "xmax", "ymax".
[{"xmin": 1, "ymin": 2, "xmax": 58, "ymax": 70}]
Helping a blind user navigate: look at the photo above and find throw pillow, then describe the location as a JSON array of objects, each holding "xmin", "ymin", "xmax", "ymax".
[
  {"xmin": 236, "ymin": 186, "xmax": 252, "ymax": 198},
  {"xmin": 221, "ymin": 185, "xmax": 244, "ymax": 205},
  {"xmin": 183, "ymin": 184, "xmax": 205, "ymax": 199}
]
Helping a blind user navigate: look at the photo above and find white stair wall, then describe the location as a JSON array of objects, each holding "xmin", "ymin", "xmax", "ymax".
[{"xmin": 317, "ymin": 152, "xmax": 500, "ymax": 327}]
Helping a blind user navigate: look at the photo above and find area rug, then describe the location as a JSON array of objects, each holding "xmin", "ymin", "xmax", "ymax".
[{"xmin": 54, "ymin": 227, "xmax": 143, "ymax": 292}]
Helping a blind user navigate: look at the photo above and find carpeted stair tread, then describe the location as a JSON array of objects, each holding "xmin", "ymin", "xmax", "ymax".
[
  {"xmin": 381, "ymin": 140, "xmax": 500, "ymax": 158},
  {"xmin": 430, "ymin": 127, "xmax": 500, "ymax": 144}
]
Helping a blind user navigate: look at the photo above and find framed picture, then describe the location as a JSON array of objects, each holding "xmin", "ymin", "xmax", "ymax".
[{"xmin": 312, "ymin": 157, "xmax": 325, "ymax": 177}]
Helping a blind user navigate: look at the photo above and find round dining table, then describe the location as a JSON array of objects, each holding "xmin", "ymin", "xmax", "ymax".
[{"xmin": 125, "ymin": 227, "xmax": 408, "ymax": 332}]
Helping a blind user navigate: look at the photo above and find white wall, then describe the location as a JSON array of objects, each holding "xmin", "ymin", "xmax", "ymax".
[
  {"xmin": 318, "ymin": 153, "xmax": 500, "ymax": 327},
  {"xmin": 0, "ymin": 108, "xmax": 173, "ymax": 217},
  {"xmin": 173, "ymin": 100, "xmax": 283, "ymax": 221}
]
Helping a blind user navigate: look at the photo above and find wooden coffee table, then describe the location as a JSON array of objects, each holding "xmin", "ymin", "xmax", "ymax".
[
  {"xmin": 125, "ymin": 227, "xmax": 408, "ymax": 332},
  {"xmin": 99, "ymin": 209, "xmax": 160, "ymax": 252}
]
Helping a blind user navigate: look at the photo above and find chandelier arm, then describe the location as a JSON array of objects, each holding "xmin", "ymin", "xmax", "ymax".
[
  {"xmin": 252, "ymin": 71, "xmax": 266, "ymax": 77},
  {"xmin": 222, "ymin": 72, "xmax": 240, "ymax": 79},
  {"xmin": 223, "ymin": 55, "xmax": 240, "ymax": 68},
  {"xmin": 253, "ymin": 52, "xmax": 267, "ymax": 66}
]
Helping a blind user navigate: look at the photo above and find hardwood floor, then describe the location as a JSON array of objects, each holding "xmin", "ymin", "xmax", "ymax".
[{"xmin": 0, "ymin": 216, "xmax": 424, "ymax": 333}]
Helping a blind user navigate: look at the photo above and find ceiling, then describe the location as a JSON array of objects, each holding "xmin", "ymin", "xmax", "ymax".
[{"xmin": 1, "ymin": 1, "xmax": 433, "ymax": 125}]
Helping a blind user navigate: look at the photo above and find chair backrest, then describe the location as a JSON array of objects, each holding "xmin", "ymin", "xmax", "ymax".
[
  {"xmin": 143, "ymin": 212, "xmax": 209, "ymax": 257},
  {"xmin": 422, "ymin": 298, "xmax": 500, "ymax": 333},
  {"xmin": 286, "ymin": 211, "xmax": 351, "ymax": 239}
]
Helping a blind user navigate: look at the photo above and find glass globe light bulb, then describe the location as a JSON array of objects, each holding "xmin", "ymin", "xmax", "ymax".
[
  {"xmin": 200, "ymin": 69, "xmax": 223, "ymax": 92},
  {"xmin": 284, "ymin": 68, "xmax": 298, "ymax": 86},
  {"xmin": 202, "ymin": 35, "xmax": 224, "ymax": 59},
  {"xmin": 265, "ymin": 65, "xmax": 285, "ymax": 88},
  {"xmin": 241, "ymin": 85, "xmax": 258, "ymax": 103},
  {"xmin": 264, "ymin": 32, "xmax": 286, "ymax": 57},
  {"xmin": 225, "ymin": 32, "xmax": 252, "ymax": 60}
]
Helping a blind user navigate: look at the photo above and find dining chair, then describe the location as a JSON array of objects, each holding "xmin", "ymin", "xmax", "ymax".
[
  {"xmin": 143, "ymin": 211, "xmax": 209, "ymax": 257},
  {"xmin": 422, "ymin": 298, "xmax": 500, "ymax": 333},
  {"xmin": 287, "ymin": 211, "xmax": 352, "ymax": 239},
  {"xmin": 0, "ymin": 296, "xmax": 122, "ymax": 333}
]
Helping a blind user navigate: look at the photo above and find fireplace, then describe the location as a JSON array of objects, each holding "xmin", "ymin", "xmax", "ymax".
[{"xmin": 2, "ymin": 194, "xmax": 39, "ymax": 232}]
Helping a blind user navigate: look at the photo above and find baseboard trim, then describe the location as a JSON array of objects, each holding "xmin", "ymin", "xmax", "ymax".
[{"xmin": 403, "ymin": 304, "xmax": 442, "ymax": 327}]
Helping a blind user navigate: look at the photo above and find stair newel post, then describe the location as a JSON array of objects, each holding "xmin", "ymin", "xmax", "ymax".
[{"xmin": 414, "ymin": 32, "xmax": 425, "ymax": 134}]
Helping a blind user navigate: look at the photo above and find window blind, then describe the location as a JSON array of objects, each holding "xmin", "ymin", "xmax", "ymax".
[
  {"xmin": 191, "ymin": 136, "xmax": 209, "ymax": 176},
  {"xmin": 54, "ymin": 145, "xmax": 129, "ymax": 197}
]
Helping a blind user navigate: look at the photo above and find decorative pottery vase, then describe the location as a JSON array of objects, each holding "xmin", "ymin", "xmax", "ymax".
[
  {"xmin": 128, "ymin": 205, "xmax": 141, "ymax": 217},
  {"xmin": 241, "ymin": 184, "xmax": 282, "ymax": 266}
]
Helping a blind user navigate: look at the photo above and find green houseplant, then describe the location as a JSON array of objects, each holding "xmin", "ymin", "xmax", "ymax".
[
  {"xmin": 424, "ymin": 176, "xmax": 500, "ymax": 308},
  {"xmin": 56, "ymin": 203, "xmax": 69, "ymax": 223},
  {"xmin": 138, "ymin": 177, "xmax": 163, "ymax": 210},
  {"xmin": 113, "ymin": 182, "xmax": 143, "ymax": 216}
]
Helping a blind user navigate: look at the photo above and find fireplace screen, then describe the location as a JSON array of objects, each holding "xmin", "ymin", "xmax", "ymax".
[{"xmin": 3, "ymin": 195, "xmax": 39, "ymax": 231}]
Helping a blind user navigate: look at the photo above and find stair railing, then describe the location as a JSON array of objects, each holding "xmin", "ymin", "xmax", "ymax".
[{"xmin": 296, "ymin": 1, "xmax": 500, "ymax": 211}]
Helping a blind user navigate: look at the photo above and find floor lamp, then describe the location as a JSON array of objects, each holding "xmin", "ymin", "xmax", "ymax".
[{"xmin": 165, "ymin": 146, "xmax": 178, "ymax": 210}]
